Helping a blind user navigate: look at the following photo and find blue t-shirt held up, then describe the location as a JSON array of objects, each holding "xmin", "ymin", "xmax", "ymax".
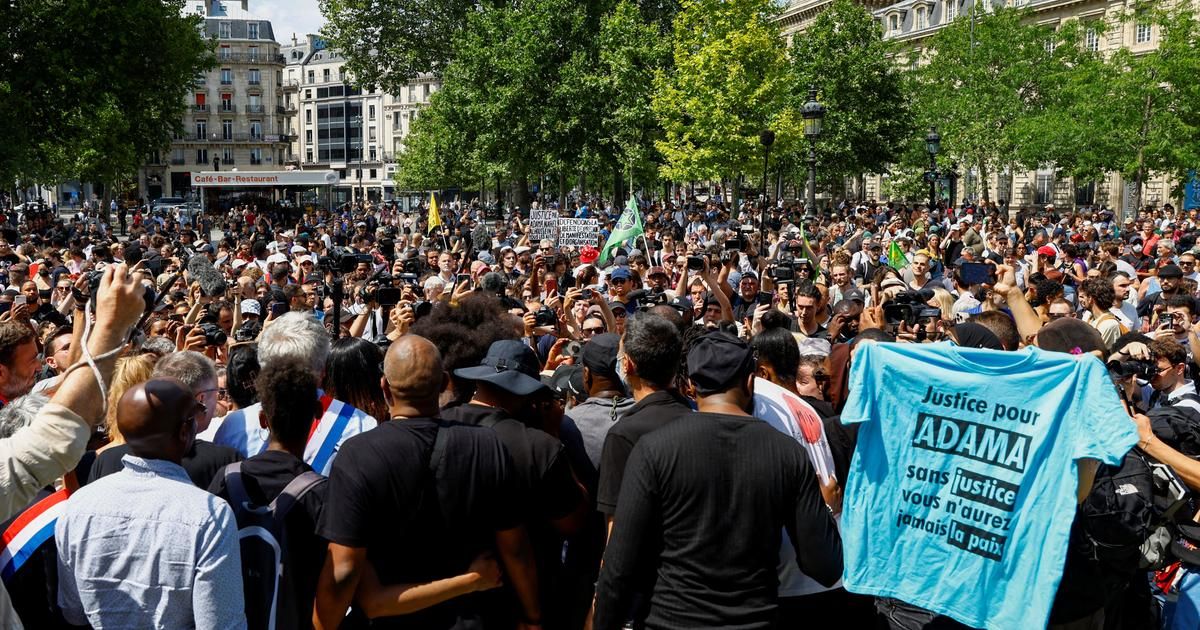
[{"xmin": 840, "ymin": 342, "xmax": 1137, "ymax": 630}]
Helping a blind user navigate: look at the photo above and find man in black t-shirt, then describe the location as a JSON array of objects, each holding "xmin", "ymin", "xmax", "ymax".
[
  {"xmin": 596, "ymin": 314, "xmax": 691, "ymax": 521},
  {"xmin": 443, "ymin": 339, "xmax": 588, "ymax": 629},
  {"xmin": 594, "ymin": 332, "xmax": 842, "ymax": 630},
  {"xmin": 208, "ymin": 360, "xmax": 326, "ymax": 630},
  {"xmin": 315, "ymin": 335, "xmax": 542, "ymax": 630}
]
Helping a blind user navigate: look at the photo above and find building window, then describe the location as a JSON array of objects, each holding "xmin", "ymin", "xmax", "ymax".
[
  {"xmin": 248, "ymin": 69, "xmax": 261, "ymax": 85},
  {"xmin": 222, "ymin": 120, "xmax": 233, "ymax": 140},
  {"xmin": 1075, "ymin": 181, "xmax": 1096, "ymax": 205},
  {"xmin": 946, "ymin": 0, "xmax": 957, "ymax": 21},
  {"xmin": 1035, "ymin": 173, "xmax": 1054, "ymax": 205},
  {"xmin": 369, "ymin": 147, "xmax": 377, "ymax": 161},
  {"xmin": 195, "ymin": 120, "xmax": 207, "ymax": 139},
  {"xmin": 323, "ymin": 68, "xmax": 331, "ymax": 82},
  {"xmin": 306, "ymin": 149, "xmax": 313, "ymax": 162},
  {"xmin": 916, "ymin": 7, "xmax": 927, "ymax": 29},
  {"xmin": 1136, "ymin": 22, "xmax": 1152, "ymax": 44},
  {"xmin": 306, "ymin": 130, "xmax": 313, "ymax": 143},
  {"xmin": 250, "ymin": 148, "xmax": 263, "ymax": 165},
  {"xmin": 220, "ymin": 94, "xmax": 233, "ymax": 111},
  {"xmin": 248, "ymin": 22, "xmax": 259, "ymax": 40},
  {"xmin": 221, "ymin": 68, "xmax": 232, "ymax": 85},
  {"xmin": 219, "ymin": 22, "xmax": 231, "ymax": 38},
  {"xmin": 248, "ymin": 45, "xmax": 259, "ymax": 61},
  {"xmin": 408, "ymin": 84, "xmax": 416, "ymax": 102},
  {"xmin": 219, "ymin": 45, "xmax": 231, "ymax": 60},
  {"xmin": 172, "ymin": 149, "xmax": 185, "ymax": 164},
  {"xmin": 1085, "ymin": 27, "xmax": 1099, "ymax": 52},
  {"xmin": 307, "ymin": 70, "xmax": 315, "ymax": 84},
  {"xmin": 306, "ymin": 109, "xmax": 313, "ymax": 124},
  {"xmin": 368, "ymin": 104, "xmax": 376, "ymax": 120},
  {"xmin": 368, "ymin": 126, "xmax": 377, "ymax": 141},
  {"xmin": 423, "ymin": 84, "xmax": 430, "ymax": 99},
  {"xmin": 197, "ymin": 149, "xmax": 208, "ymax": 165},
  {"xmin": 223, "ymin": 147, "xmax": 234, "ymax": 163},
  {"xmin": 369, "ymin": 168, "xmax": 377, "ymax": 179},
  {"xmin": 250, "ymin": 121, "xmax": 262, "ymax": 139}
]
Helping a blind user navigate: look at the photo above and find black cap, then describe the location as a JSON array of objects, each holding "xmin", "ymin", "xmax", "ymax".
[
  {"xmin": 1159, "ymin": 264, "xmax": 1184, "ymax": 279},
  {"xmin": 686, "ymin": 331, "xmax": 756, "ymax": 396},
  {"xmin": 581, "ymin": 333, "xmax": 621, "ymax": 380},
  {"xmin": 544, "ymin": 364, "xmax": 585, "ymax": 401},
  {"xmin": 454, "ymin": 339, "xmax": 548, "ymax": 396}
]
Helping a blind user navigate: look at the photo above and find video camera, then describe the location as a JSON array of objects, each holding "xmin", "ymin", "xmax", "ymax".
[
  {"xmin": 1107, "ymin": 359, "xmax": 1157, "ymax": 381},
  {"xmin": 883, "ymin": 289, "xmax": 941, "ymax": 327},
  {"xmin": 319, "ymin": 247, "xmax": 373, "ymax": 273}
]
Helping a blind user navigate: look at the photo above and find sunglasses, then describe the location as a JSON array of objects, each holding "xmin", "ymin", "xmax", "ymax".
[
  {"xmin": 610, "ymin": 278, "xmax": 627, "ymax": 285},
  {"xmin": 582, "ymin": 327, "xmax": 605, "ymax": 335}
]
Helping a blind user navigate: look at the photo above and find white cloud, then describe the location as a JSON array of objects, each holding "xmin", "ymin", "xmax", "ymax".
[{"xmin": 256, "ymin": 0, "xmax": 325, "ymax": 45}]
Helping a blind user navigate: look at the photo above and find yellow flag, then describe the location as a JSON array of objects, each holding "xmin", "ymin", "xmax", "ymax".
[{"xmin": 427, "ymin": 192, "xmax": 442, "ymax": 234}]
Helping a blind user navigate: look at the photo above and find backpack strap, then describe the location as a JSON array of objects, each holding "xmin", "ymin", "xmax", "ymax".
[
  {"xmin": 222, "ymin": 461, "xmax": 251, "ymax": 515},
  {"xmin": 267, "ymin": 471, "xmax": 326, "ymax": 528}
]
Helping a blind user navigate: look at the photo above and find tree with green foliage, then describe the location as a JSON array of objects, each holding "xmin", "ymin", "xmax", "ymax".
[
  {"xmin": 319, "ymin": 0, "xmax": 480, "ymax": 93},
  {"xmin": 788, "ymin": 0, "xmax": 913, "ymax": 193},
  {"xmin": 0, "ymin": 0, "xmax": 214, "ymax": 192},
  {"xmin": 652, "ymin": 0, "xmax": 795, "ymax": 183},
  {"xmin": 910, "ymin": 6, "xmax": 1058, "ymax": 203}
]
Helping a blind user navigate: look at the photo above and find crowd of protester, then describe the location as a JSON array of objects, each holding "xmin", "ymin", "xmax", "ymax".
[{"xmin": 0, "ymin": 191, "xmax": 1199, "ymax": 629}]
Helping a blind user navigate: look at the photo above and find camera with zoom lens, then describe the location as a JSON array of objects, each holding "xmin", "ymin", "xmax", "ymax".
[
  {"xmin": 319, "ymin": 248, "xmax": 373, "ymax": 273},
  {"xmin": 883, "ymin": 289, "xmax": 940, "ymax": 326},
  {"xmin": 1107, "ymin": 359, "xmax": 1157, "ymax": 380},
  {"xmin": 197, "ymin": 322, "xmax": 227, "ymax": 347},
  {"xmin": 534, "ymin": 306, "xmax": 558, "ymax": 328}
]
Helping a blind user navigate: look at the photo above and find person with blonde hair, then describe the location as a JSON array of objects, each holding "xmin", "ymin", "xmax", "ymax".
[
  {"xmin": 101, "ymin": 354, "xmax": 156, "ymax": 449},
  {"xmin": 928, "ymin": 288, "xmax": 956, "ymax": 321}
]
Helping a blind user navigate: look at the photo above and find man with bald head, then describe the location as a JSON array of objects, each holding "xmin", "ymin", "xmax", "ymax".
[
  {"xmin": 56, "ymin": 378, "xmax": 246, "ymax": 628},
  {"xmin": 316, "ymin": 335, "xmax": 541, "ymax": 629}
]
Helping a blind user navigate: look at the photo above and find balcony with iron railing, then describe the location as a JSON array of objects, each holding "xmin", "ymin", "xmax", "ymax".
[
  {"xmin": 217, "ymin": 104, "xmax": 237, "ymax": 113},
  {"xmin": 246, "ymin": 104, "xmax": 266, "ymax": 114},
  {"xmin": 170, "ymin": 157, "xmax": 186, "ymax": 165},
  {"xmin": 282, "ymin": 79, "xmax": 299, "ymax": 92},
  {"xmin": 276, "ymin": 105, "xmax": 287, "ymax": 115},
  {"xmin": 215, "ymin": 52, "xmax": 287, "ymax": 64},
  {"xmin": 192, "ymin": 104, "xmax": 209, "ymax": 112}
]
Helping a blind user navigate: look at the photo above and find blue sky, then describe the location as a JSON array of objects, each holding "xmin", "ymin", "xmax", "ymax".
[{"xmin": 258, "ymin": 0, "xmax": 324, "ymax": 44}]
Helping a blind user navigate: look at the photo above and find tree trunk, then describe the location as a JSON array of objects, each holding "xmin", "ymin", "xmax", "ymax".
[
  {"xmin": 1133, "ymin": 92, "xmax": 1154, "ymax": 215},
  {"xmin": 979, "ymin": 161, "xmax": 991, "ymax": 204},
  {"xmin": 513, "ymin": 174, "xmax": 530, "ymax": 209}
]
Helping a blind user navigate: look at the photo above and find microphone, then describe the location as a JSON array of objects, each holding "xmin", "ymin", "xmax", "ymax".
[{"xmin": 187, "ymin": 254, "xmax": 227, "ymax": 297}]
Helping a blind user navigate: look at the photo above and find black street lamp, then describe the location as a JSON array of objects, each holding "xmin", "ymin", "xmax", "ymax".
[
  {"xmin": 801, "ymin": 87, "xmax": 825, "ymax": 213},
  {"xmin": 759, "ymin": 129, "xmax": 775, "ymax": 253},
  {"xmin": 926, "ymin": 126, "xmax": 941, "ymax": 212}
]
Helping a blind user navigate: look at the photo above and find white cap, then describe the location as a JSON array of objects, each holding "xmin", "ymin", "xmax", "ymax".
[
  {"xmin": 231, "ymin": 259, "xmax": 248, "ymax": 269},
  {"xmin": 290, "ymin": 245, "xmax": 307, "ymax": 254},
  {"xmin": 267, "ymin": 253, "xmax": 288, "ymax": 265},
  {"xmin": 240, "ymin": 299, "xmax": 262, "ymax": 316},
  {"xmin": 514, "ymin": 246, "xmax": 531, "ymax": 254}
]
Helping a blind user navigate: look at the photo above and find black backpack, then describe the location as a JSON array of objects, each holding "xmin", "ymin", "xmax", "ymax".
[
  {"xmin": 1080, "ymin": 405, "xmax": 1200, "ymax": 571},
  {"xmin": 222, "ymin": 462, "xmax": 326, "ymax": 630}
]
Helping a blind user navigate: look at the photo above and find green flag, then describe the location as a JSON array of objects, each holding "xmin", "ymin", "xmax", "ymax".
[
  {"xmin": 887, "ymin": 240, "xmax": 907, "ymax": 270},
  {"xmin": 796, "ymin": 222, "xmax": 820, "ymax": 263},
  {"xmin": 600, "ymin": 196, "xmax": 644, "ymax": 264}
]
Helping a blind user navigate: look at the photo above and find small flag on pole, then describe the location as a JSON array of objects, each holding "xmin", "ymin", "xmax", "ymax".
[
  {"xmin": 427, "ymin": 192, "xmax": 442, "ymax": 234},
  {"xmin": 887, "ymin": 240, "xmax": 907, "ymax": 270},
  {"xmin": 599, "ymin": 196, "xmax": 645, "ymax": 264}
]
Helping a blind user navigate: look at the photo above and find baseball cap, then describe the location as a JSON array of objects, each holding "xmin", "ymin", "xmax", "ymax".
[
  {"xmin": 647, "ymin": 266, "xmax": 668, "ymax": 277},
  {"xmin": 1036, "ymin": 245, "xmax": 1057, "ymax": 257},
  {"xmin": 609, "ymin": 267, "xmax": 631, "ymax": 281},
  {"xmin": 686, "ymin": 332, "xmax": 756, "ymax": 396},
  {"xmin": 239, "ymin": 299, "xmax": 262, "ymax": 317},
  {"xmin": 581, "ymin": 333, "xmax": 621, "ymax": 380},
  {"xmin": 267, "ymin": 253, "xmax": 288, "ymax": 265},
  {"xmin": 579, "ymin": 246, "xmax": 600, "ymax": 264},
  {"xmin": 1159, "ymin": 264, "xmax": 1184, "ymax": 279}
]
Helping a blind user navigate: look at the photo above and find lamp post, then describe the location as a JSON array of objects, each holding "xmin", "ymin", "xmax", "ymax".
[
  {"xmin": 926, "ymin": 126, "xmax": 941, "ymax": 212},
  {"xmin": 759, "ymin": 129, "xmax": 775, "ymax": 254},
  {"xmin": 801, "ymin": 87, "xmax": 826, "ymax": 213}
]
